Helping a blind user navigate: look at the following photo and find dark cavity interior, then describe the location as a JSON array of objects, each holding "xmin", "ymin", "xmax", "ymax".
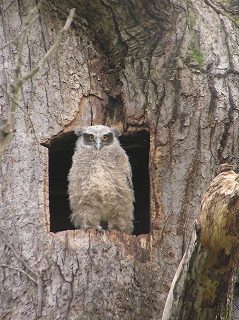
[{"xmin": 47, "ymin": 130, "xmax": 150, "ymax": 235}]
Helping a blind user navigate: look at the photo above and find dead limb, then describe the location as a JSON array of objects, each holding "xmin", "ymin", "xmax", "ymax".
[{"xmin": 162, "ymin": 169, "xmax": 239, "ymax": 320}]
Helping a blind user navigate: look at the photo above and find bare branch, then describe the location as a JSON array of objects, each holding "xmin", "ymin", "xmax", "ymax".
[
  {"xmin": 0, "ymin": 84, "xmax": 27, "ymax": 115},
  {"xmin": 0, "ymin": 264, "xmax": 37, "ymax": 284},
  {"xmin": 0, "ymin": 9, "xmax": 41, "ymax": 51},
  {"xmin": 0, "ymin": 228, "xmax": 44, "ymax": 317},
  {"xmin": 0, "ymin": 39, "xmax": 14, "ymax": 51},
  {"xmin": 0, "ymin": 229, "xmax": 37, "ymax": 275},
  {"xmin": 0, "ymin": 5, "xmax": 75, "ymax": 161},
  {"xmin": 14, "ymin": 1, "xmax": 43, "ymax": 83},
  {"xmin": 19, "ymin": 8, "xmax": 75, "ymax": 84}
]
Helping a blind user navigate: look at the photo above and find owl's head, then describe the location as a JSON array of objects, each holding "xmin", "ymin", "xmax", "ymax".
[{"xmin": 75, "ymin": 125, "xmax": 121, "ymax": 150}]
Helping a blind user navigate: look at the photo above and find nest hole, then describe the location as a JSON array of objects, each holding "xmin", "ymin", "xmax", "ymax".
[{"xmin": 47, "ymin": 130, "xmax": 150, "ymax": 235}]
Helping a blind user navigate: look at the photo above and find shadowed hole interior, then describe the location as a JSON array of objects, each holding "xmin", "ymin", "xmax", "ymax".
[{"xmin": 46, "ymin": 130, "xmax": 150, "ymax": 235}]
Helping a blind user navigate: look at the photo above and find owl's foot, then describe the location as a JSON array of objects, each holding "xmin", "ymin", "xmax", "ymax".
[
  {"xmin": 81, "ymin": 224, "xmax": 90, "ymax": 231},
  {"xmin": 81, "ymin": 224, "xmax": 105, "ymax": 233},
  {"xmin": 96, "ymin": 225, "xmax": 106, "ymax": 234},
  {"xmin": 108, "ymin": 223, "xmax": 133, "ymax": 234}
]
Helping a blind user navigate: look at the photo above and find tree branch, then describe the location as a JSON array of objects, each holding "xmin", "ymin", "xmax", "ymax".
[
  {"xmin": 0, "ymin": 84, "xmax": 27, "ymax": 115},
  {"xmin": 18, "ymin": 7, "xmax": 75, "ymax": 85},
  {"xmin": 0, "ymin": 264, "xmax": 37, "ymax": 284},
  {"xmin": 0, "ymin": 229, "xmax": 43, "ymax": 317},
  {"xmin": 0, "ymin": 4, "xmax": 75, "ymax": 162}
]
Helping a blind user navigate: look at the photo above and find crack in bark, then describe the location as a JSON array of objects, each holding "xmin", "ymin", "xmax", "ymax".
[
  {"xmin": 56, "ymin": 55, "xmax": 65, "ymax": 118},
  {"xmin": 0, "ymin": 0, "xmax": 16, "ymax": 15},
  {"xmin": 37, "ymin": 6, "xmax": 51, "ymax": 72},
  {"xmin": 82, "ymin": 93, "xmax": 104, "ymax": 101},
  {"xmin": 99, "ymin": 0, "xmax": 128, "ymax": 68},
  {"xmin": 204, "ymin": 0, "xmax": 227, "ymax": 15},
  {"xmin": 217, "ymin": 86, "xmax": 236, "ymax": 163},
  {"xmin": 36, "ymin": 271, "xmax": 44, "ymax": 318},
  {"xmin": 154, "ymin": 84, "xmax": 166, "ymax": 138},
  {"xmin": 206, "ymin": 64, "xmax": 219, "ymax": 115},
  {"xmin": 179, "ymin": 126, "xmax": 201, "ymax": 256},
  {"xmin": 55, "ymin": 260, "xmax": 75, "ymax": 319},
  {"xmin": 220, "ymin": 16, "xmax": 234, "ymax": 71},
  {"xmin": 204, "ymin": 0, "xmax": 239, "ymax": 19},
  {"xmin": 168, "ymin": 69, "xmax": 182, "ymax": 127},
  {"xmin": 65, "ymin": 275, "xmax": 74, "ymax": 319}
]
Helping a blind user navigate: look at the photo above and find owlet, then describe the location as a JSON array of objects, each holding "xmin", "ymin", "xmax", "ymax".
[{"xmin": 68, "ymin": 125, "xmax": 134, "ymax": 234}]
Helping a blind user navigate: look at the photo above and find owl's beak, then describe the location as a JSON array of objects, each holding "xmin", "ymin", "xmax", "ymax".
[{"xmin": 94, "ymin": 139, "xmax": 103, "ymax": 150}]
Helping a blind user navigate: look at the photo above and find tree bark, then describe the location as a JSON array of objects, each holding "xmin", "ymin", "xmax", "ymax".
[
  {"xmin": 162, "ymin": 169, "xmax": 239, "ymax": 319},
  {"xmin": 1, "ymin": 0, "xmax": 239, "ymax": 319}
]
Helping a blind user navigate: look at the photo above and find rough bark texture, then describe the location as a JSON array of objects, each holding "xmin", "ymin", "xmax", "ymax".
[
  {"xmin": 162, "ymin": 170, "xmax": 239, "ymax": 320},
  {"xmin": 1, "ymin": 0, "xmax": 239, "ymax": 319}
]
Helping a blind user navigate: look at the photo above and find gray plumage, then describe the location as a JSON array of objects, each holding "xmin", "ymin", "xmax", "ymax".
[{"xmin": 68, "ymin": 125, "xmax": 134, "ymax": 234}]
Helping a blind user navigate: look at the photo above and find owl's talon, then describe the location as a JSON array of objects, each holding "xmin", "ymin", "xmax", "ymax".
[
  {"xmin": 96, "ymin": 226, "xmax": 105, "ymax": 233},
  {"xmin": 81, "ymin": 224, "xmax": 90, "ymax": 231},
  {"xmin": 108, "ymin": 224, "xmax": 113, "ymax": 231}
]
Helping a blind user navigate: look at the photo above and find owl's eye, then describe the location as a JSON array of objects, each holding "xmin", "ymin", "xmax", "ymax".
[
  {"xmin": 103, "ymin": 135, "xmax": 109, "ymax": 141},
  {"xmin": 89, "ymin": 134, "xmax": 94, "ymax": 141}
]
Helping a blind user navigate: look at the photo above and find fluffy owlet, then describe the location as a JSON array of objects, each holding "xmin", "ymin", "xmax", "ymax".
[{"xmin": 68, "ymin": 125, "xmax": 134, "ymax": 234}]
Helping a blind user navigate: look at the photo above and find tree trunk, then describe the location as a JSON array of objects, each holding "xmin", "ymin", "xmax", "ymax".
[
  {"xmin": 162, "ymin": 168, "xmax": 239, "ymax": 319},
  {"xmin": 1, "ymin": 0, "xmax": 239, "ymax": 319}
]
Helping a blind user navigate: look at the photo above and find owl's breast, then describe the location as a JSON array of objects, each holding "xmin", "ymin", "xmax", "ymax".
[
  {"xmin": 90, "ymin": 162, "xmax": 117, "ymax": 192},
  {"xmin": 89, "ymin": 160, "xmax": 126, "ymax": 196},
  {"xmin": 74, "ymin": 147, "xmax": 131, "ymax": 189}
]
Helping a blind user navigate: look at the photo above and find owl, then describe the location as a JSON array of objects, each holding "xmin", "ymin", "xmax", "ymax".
[{"xmin": 68, "ymin": 125, "xmax": 134, "ymax": 234}]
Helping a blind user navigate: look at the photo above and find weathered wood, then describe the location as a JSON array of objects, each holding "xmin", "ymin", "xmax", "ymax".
[
  {"xmin": 1, "ymin": 0, "xmax": 239, "ymax": 319},
  {"xmin": 163, "ymin": 170, "xmax": 239, "ymax": 319}
]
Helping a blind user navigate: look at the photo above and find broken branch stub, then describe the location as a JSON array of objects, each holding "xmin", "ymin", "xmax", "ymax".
[
  {"xmin": 162, "ymin": 170, "xmax": 239, "ymax": 320},
  {"xmin": 200, "ymin": 170, "xmax": 239, "ymax": 255}
]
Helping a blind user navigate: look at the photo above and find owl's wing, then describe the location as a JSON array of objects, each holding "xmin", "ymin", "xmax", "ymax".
[
  {"xmin": 125, "ymin": 164, "xmax": 135, "ymax": 202},
  {"xmin": 116, "ymin": 147, "xmax": 134, "ymax": 190},
  {"xmin": 126, "ymin": 173, "xmax": 133, "ymax": 189}
]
